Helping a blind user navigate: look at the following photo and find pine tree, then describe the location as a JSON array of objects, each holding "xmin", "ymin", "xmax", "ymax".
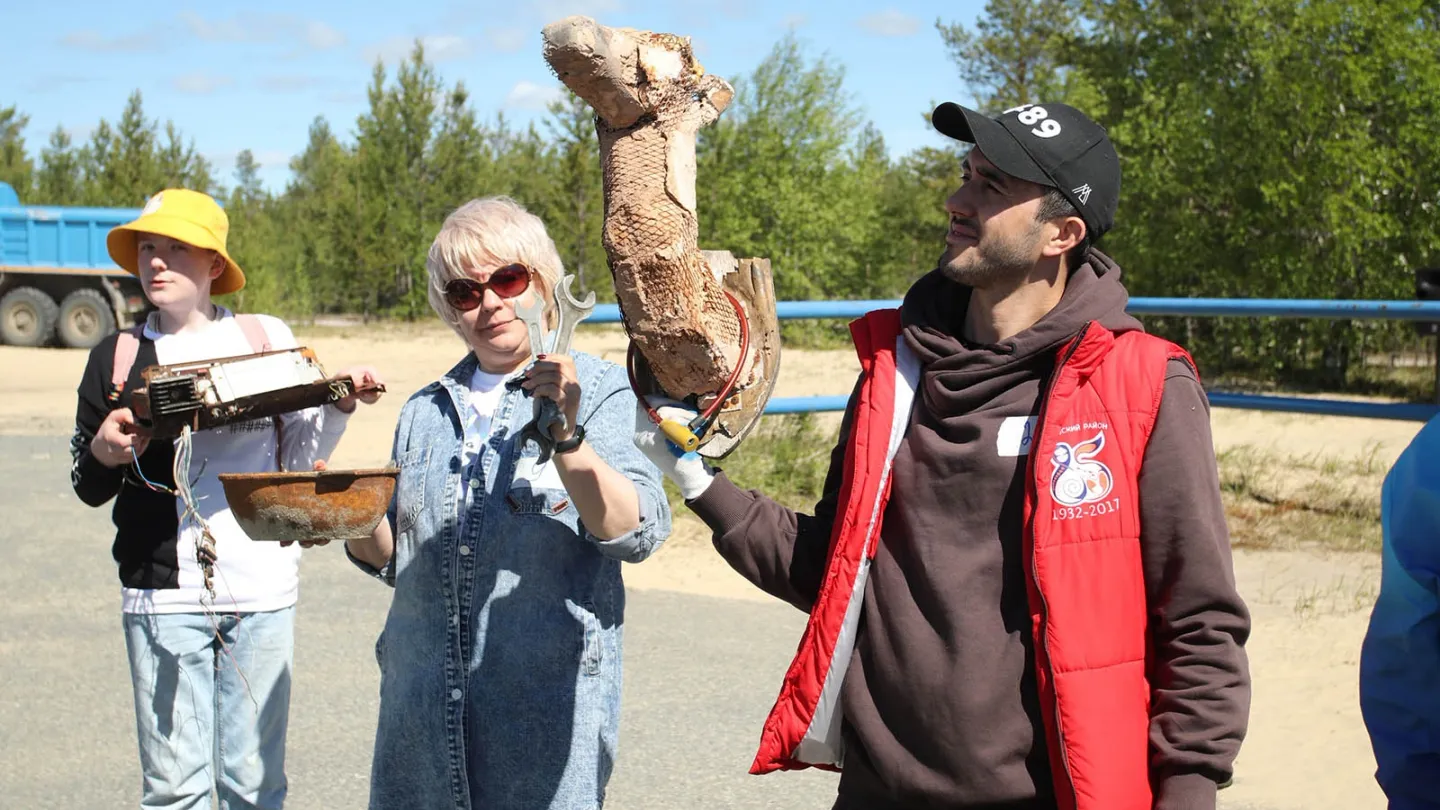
[
  {"xmin": 0, "ymin": 106, "xmax": 34, "ymax": 197},
  {"xmin": 35, "ymin": 126, "xmax": 82, "ymax": 205}
]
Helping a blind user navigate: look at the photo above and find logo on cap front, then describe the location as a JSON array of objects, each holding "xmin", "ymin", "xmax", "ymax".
[
  {"xmin": 1072, "ymin": 184, "xmax": 1093, "ymax": 205},
  {"xmin": 142, "ymin": 193, "xmax": 164, "ymax": 215},
  {"xmin": 1003, "ymin": 103, "xmax": 1062, "ymax": 139}
]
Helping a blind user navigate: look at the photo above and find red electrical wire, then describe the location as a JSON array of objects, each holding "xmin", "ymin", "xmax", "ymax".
[{"xmin": 628, "ymin": 289, "xmax": 751, "ymax": 441}]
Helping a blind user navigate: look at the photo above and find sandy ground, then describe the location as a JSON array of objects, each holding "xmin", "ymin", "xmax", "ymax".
[{"xmin": 1, "ymin": 322, "xmax": 1425, "ymax": 809}]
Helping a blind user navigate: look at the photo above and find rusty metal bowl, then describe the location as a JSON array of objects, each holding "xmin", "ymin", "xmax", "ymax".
[{"xmin": 218, "ymin": 468, "xmax": 398, "ymax": 544}]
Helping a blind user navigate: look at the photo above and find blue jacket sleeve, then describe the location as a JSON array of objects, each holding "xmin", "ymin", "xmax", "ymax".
[
  {"xmin": 1360, "ymin": 415, "xmax": 1440, "ymax": 809},
  {"xmin": 575, "ymin": 363, "xmax": 672, "ymax": 563}
]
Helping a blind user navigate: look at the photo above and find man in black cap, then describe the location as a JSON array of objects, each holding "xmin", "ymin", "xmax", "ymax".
[{"xmin": 635, "ymin": 102, "xmax": 1251, "ymax": 810}]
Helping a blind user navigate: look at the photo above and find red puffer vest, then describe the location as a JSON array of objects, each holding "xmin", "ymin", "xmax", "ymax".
[{"xmin": 752, "ymin": 308, "xmax": 1194, "ymax": 810}]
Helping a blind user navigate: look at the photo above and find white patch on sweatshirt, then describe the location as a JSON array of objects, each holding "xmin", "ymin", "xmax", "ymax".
[{"xmin": 996, "ymin": 415, "xmax": 1037, "ymax": 458}]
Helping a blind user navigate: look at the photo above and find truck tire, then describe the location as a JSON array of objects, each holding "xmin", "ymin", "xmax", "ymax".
[
  {"xmin": 57, "ymin": 288, "xmax": 118, "ymax": 349},
  {"xmin": 0, "ymin": 286, "xmax": 59, "ymax": 347}
]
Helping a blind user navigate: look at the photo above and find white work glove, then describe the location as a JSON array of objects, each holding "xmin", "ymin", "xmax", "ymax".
[{"xmin": 633, "ymin": 396, "xmax": 716, "ymax": 500}]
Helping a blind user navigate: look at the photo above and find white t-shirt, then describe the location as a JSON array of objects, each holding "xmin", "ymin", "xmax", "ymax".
[
  {"xmin": 458, "ymin": 366, "xmax": 521, "ymax": 535},
  {"xmin": 121, "ymin": 307, "xmax": 351, "ymax": 615}
]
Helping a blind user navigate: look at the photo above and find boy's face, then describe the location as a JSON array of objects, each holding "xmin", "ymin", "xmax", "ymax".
[{"xmin": 136, "ymin": 233, "xmax": 224, "ymax": 311}]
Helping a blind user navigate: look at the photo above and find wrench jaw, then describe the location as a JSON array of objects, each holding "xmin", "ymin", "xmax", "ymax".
[
  {"xmin": 514, "ymin": 274, "xmax": 595, "ymax": 463},
  {"xmin": 513, "ymin": 296, "xmax": 556, "ymax": 460}
]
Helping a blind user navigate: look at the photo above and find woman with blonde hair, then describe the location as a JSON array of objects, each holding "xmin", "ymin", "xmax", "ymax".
[{"xmin": 346, "ymin": 196, "xmax": 671, "ymax": 809}]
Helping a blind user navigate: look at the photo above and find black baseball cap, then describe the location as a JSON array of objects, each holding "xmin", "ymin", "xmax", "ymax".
[{"xmin": 932, "ymin": 101, "xmax": 1120, "ymax": 243}]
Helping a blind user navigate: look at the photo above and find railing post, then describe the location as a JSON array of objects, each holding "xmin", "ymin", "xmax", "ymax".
[
  {"xmin": 1434, "ymin": 336, "xmax": 1440, "ymax": 406},
  {"xmin": 1416, "ymin": 269, "xmax": 1440, "ymax": 406}
]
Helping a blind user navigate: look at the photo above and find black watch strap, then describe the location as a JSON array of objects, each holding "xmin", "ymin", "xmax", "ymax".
[{"xmin": 553, "ymin": 423, "xmax": 586, "ymax": 454}]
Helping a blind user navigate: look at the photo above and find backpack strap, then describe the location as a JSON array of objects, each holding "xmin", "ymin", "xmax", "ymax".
[
  {"xmin": 233, "ymin": 312, "xmax": 288, "ymax": 470},
  {"xmin": 235, "ymin": 313, "xmax": 272, "ymax": 353},
  {"xmin": 107, "ymin": 313, "xmax": 270, "ymax": 405},
  {"xmin": 107, "ymin": 325, "xmax": 146, "ymax": 404}
]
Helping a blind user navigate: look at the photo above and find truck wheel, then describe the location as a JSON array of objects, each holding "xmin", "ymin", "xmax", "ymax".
[
  {"xmin": 0, "ymin": 286, "xmax": 59, "ymax": 347},
  {"xmin": 57, "ymin": 288, "xmax": 118, "ymax": 349}
]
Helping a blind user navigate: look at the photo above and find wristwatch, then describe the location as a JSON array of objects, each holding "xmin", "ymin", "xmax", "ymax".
[{"xmin": 553, "ymin": 423, "xmax": 586, "ymax": 454}]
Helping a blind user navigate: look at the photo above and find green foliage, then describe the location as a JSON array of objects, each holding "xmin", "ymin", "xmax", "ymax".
[
  {"xmin": 664, "ymin": 414, "xmax": 838, "ymax": 510},
  {"xmin": 7, "ymin": 14, "xmax": 1437, "ymax": 396},
  {"xmin": 936, "ymin": 0, "xmax": 1092, "ymax": 112},
  {"xmin": 1066, "ymin": 0, "xmax": 1440, "ymax": 386},
  {"xmin": 0, "ymin": 105, "xmax": 34, "ymax": 194},
  {"xmin": 698, "ymin": 35, "xmax": 896, "ymax": 302},
  {"xmin": 34, "ymin": 127, "xmax": 81, "ymax": 204},
  {"xmin": 539, "ymin": 92, "xmax": 609, "ymax": 301}
]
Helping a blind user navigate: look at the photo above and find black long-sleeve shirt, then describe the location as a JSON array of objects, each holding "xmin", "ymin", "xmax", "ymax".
[{"xmin": 70, "ymin": 330, "xmax": 187, "ymax": 589}]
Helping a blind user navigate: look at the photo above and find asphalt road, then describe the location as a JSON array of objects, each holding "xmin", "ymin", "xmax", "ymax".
[
  {"xmin": 0, "ymin": 434, "xmax": 1277, "ymax": 810},
  {"xmin": 0, "ymin": 434, "xmax": 839, "ymax": 810}
]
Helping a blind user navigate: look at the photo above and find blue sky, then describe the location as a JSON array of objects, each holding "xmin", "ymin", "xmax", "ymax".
[{"xmin": 3, "ymin": 0, "xmax": 986, "ymax": 194}]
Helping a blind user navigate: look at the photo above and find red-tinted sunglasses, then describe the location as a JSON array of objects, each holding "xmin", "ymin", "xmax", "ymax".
[{"xmin": 443, "ymin": 264, "xmax": 533, "ymax": 312}]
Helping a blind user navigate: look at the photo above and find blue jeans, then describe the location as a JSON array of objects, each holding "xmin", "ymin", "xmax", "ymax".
[{"xmin": 123, "ymin": 607, "xmax": 294, "ymax": 810}]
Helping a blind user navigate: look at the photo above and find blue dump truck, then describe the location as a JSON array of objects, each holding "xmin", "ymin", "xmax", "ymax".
[{"xmin": 0, "ymin": 181, "xmax": 151, "ymax": 348}]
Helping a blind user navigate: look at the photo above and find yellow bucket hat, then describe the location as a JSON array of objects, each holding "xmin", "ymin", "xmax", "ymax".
[{"xmin": 106, "ymin": 189, "xmax": 246, "ymax": 295}]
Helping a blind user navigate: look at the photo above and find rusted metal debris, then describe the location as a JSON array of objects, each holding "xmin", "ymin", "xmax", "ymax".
[
  {"xmin": 219, "ymin": 468, "xmax": 398, "ymax": 544},
  {"xmin": 131, "ymin": 347, "xmax": 385, "ymax": 439}
]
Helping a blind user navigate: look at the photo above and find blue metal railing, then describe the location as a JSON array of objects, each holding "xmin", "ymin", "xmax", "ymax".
[{"xmin": 590, "ymin": 299, "xmax": 1440, "ymax": 422}]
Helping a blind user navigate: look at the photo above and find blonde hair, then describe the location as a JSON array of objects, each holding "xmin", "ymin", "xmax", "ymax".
[{"xmin": 426, "ymin": 196, "xmax": 564, "ymax": 334}]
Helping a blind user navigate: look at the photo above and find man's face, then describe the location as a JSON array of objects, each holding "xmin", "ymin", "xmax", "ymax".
[{"xmin": 939, "ymin": 148, "xmax": 1051, "ymax": 289}]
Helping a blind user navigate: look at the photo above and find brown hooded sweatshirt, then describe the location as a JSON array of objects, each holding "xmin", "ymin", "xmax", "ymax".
[{"xmin": 689, "ymin": 251, "xmax": 1251, "ymax": 810}]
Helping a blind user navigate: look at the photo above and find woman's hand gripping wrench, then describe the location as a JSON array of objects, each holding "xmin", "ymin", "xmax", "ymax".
[{"xmin": 515, "ymin": 274, "xmax": 595, "ymax": 462}]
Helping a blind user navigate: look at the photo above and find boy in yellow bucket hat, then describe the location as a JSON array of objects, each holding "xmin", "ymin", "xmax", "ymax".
[
  {"xmin": 105, "ymin": 187, "xmax": 247, "ymax": 294},
  {"xmin": 68, "ymin": 187, "xmax": 384, "ymax": 809}
]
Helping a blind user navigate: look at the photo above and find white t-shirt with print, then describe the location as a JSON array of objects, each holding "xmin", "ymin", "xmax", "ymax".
[
  {"xmin": 458, "ymin": 366, "xmax": 521, "ymax": 536},
  {"xmin": 121, "ymin": 307, "xmax": 351, "ymax": 615}
]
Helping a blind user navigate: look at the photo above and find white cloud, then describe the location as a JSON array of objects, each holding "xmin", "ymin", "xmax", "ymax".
[
  {"xmin": 781, "ymin": 13, "xmax": 809, "ymax": 29},
  {"xmin": 61, "ymin": 29, "xmax": 162, "ymax": 53},
  {"xmin": 487, "ymin": 27, "xmax": 528, "ymax": 54},
  {"xmin": 209, "ymin": 149, "xmax": 295, "ymax": 177},
  {"xmin": 179, "ymin": 12, "xmax": 345, "ymax": 52},
  {"xmin": 172, "ymin": 73, "xmax": 235, "ymax": 95},
  {"xmin": 65, "ymin": 125, "xmax": 97, "ymax": 143},
  {"xmin": 322, "ymin": 90, "xmax": 367, "ymax": 104},
  {"xmin": 504, "ymin": 80, "xmax": 564, "ymax": 111},
  {"xmin": 857, "ymin": 10, "xmax": 920, "ymax": 37},
  {"xmin": 246, "ymin": 150, "xmax": 294, "ymax": 172},
  {"xmin": 364, "ymin": 34, "xmax": 476, "ymax": 65},
  {"xmin": 305, "ymin": 21, "xmax": 347, "ymax": 50},
  {"xmin": 29, "ymin": 75, "xmax": 96, "ymax": 93},
  {"xmin": 180, "ymin": 11, "xmax": 260, "ymax": 42},
  {"xmin": 258, "ymin": 75, "xmax": 329, "ymax": 93},
  {"xmin": 425, "ymin": 35, "xmax": 474, "ymax": 60},
  {"xmin": 536, "ymin": 0, "xmax": 624, "ymax": 19},
  {"xmin": 674, "ymin": 0, "xmax": 750, "ymax": 28}
]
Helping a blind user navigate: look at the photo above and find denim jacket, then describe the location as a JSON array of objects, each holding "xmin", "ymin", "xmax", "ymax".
[
  {"xmin": 354, "ymin": 350, "xmax": 671, "ymax": 810},
  {"xmin": 1360, "ymin": 413, "xmax": 1440, "ymax": 810}
]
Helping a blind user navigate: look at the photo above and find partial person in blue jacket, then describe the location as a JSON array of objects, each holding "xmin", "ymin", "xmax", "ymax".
[{"xmin": 1360, "ymin": 413, "xmax": 1440, "ymax": 809}]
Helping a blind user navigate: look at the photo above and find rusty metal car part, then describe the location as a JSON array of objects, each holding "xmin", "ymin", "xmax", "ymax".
[
  {"xmin": 218, "ymin": 467, "xmax": 399, "ymax": 544},
  {"xmin": 131, "ymin": 347, "xmax": 385, "ymax": 439}
]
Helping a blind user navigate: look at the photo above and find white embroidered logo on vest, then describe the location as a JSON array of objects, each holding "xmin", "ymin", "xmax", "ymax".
[{"xmin": 1049, "ymin": 431, "xmax": 1114, "ymax": 507}]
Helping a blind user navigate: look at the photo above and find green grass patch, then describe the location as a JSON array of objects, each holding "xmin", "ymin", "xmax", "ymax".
[
  {"xmin": 663, "ymin": 413, "xmax": 838, "ymax": 510},
  {"xmin": 664, "ymin": 423, "xmax": 1386, "ymax": 556},
  {"xmin": 1217, "ymin": 444, "xmax": 1384, "ymax": 553}
]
